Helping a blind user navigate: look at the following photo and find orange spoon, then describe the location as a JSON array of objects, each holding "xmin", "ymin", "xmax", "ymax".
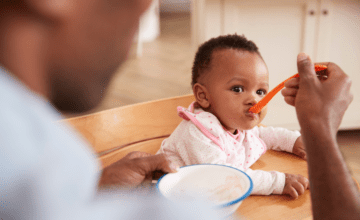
[{"xmin": 249, "ymin": 64, "xmax": 328, "ymax": 114}]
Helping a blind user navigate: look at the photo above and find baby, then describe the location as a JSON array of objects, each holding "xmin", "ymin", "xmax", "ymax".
[{"xmin": 157, "ymin": 34, "xmax": 309, "ymax": 199}]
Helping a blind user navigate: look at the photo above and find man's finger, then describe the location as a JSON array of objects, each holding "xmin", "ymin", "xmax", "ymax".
[
  {"xmin": 297, "ymin": 53, "xmax": 318, "ymax": 87},
  {"xmin": 126, "ymin": 151, "xmax": 153, "ymax": 159},
  {"xmin": 152, "ymin": 170, "xmax": 167, "ymax": 180},
  {"xmin": 281, "ymin": 88, "xmax": 298, "ymax": 97},
  {"xmin": 284, "ymin": 77, "xmax": 299, "ymax": 88},
  {"xmin": 284, "ymin": 96, "xmax": 296, "ymax": 106},
  {"xmin": 139, "ymin": 153, "xmax": 177, "ymax": 175}
]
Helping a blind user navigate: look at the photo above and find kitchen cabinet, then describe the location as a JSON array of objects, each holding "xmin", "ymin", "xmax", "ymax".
[{"xmin": 191, "ymin": 0, "xmax": 360, "ymax": 130}]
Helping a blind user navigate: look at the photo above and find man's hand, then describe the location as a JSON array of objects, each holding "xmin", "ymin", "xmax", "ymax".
[
  {"xmin": 282, "ymin": 173, "xmax": 309, "ymax": 199},
  {"xmin": 282, "ymin": 54, "xmax": 360, "ymax": 219},
  {"xmin": 281, "ymin": 53, "xmax": 353, "ymax": 137},
  {"xmin": 99, "ymin": 151, "xmax": 177, "ymax": 188},
  {"xmin": 292, "ymin": 136, "xmax": 306, "ymax": 160}
]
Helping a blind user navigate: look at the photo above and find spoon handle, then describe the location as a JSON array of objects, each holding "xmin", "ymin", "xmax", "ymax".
[
  {"xmin": 249, "ymin": 65, "xmax": 327, "ymax": 114},
  {"xmin": 249, "ymin": 74, "xmax": 299, "ymax": 114}
]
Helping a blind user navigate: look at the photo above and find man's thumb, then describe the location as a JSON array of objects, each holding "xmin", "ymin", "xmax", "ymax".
[
  {"xmin": 142, "ymin": 154, "xmax": 177, "ymax": 174},
  {"xmin": 297, "ymin": 53, "xmax": 317, "ymax": 82}
]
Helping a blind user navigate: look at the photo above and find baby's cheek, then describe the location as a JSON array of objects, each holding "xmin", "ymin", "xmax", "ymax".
[{"xmin": 259, "ymin": 107, "xmax": 268, "ymax": 122}]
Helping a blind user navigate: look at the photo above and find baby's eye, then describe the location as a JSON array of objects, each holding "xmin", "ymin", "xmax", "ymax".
[
  {"xmin": 256, "ymin": 89, "xmax": 267, "ymax": 96},
  {"xmin": 232, "ymin": 86, "xmax": 244, "ymax": 93}
]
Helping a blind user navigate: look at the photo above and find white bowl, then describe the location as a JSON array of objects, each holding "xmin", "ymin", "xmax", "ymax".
[{"xmin": 156, "ymin": 164, "xmax": 253, "ymax": 218}]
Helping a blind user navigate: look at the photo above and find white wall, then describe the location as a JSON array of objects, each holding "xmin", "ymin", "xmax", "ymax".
[{"xmin": 160, "ymin": 0, "xmax": 191, "ymax": 13}]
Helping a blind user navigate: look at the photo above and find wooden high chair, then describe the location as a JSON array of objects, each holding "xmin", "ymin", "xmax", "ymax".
[
  {"xmin": 64, "ymin": 94, "xmax": 196, "ymax": 168},
  {"xmin": 64, "ymin": 94, "xmax": 313, "ymax": 220}
]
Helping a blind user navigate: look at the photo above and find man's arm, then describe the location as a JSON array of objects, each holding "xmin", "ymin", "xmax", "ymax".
[
  {"xmin": 302, "ymin": 126, "xmax": 360, "ymax": 220},
  {"xmin": 282, "ymin": 53, "xmax": 359, "ymax": 219}
]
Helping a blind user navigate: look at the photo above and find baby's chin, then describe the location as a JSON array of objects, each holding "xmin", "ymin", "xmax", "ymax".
[
  {"xmin": 239, "ymin": 125, "xmax": 257, "ymax": 131},
  {"xmin": 225, "ymin": 124, "xmax": 257, "ymax": 133},
  {"xmin": 221, "ymin": 119, "xmax": 261, "ymax": 132},
  {"xmin": 236, "ymin": 121, "xmax": 261, "ymax": 131}
]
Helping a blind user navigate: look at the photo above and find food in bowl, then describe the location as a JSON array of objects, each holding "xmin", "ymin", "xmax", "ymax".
[{"xmin": 156, "ymin": 164, "xmax": 253, "ymax": 217}]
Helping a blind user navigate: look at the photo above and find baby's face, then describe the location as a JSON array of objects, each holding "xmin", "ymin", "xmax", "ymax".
[{"xmin": 201, "ymin": 49, "xmax": 269, "ymax": 133}]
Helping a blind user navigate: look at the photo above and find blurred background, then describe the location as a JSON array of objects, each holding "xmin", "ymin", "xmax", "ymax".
[
  {"xmin": 89, "ymin": 0, "xmax": 359, "ymax": 182},
  {"xmin": 92, "ymin": 0, "xmax": 193, "ymax": 113}
]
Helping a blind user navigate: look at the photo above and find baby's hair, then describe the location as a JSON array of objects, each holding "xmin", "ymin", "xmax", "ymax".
[{"xmin": 191, "ymin": 34, "xmax": 262, "ymax": 86}]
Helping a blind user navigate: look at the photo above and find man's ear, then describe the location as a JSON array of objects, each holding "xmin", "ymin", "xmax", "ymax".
[{"xmin": 193, "ymin": 83, "xmax": 210, "ymax": 109}]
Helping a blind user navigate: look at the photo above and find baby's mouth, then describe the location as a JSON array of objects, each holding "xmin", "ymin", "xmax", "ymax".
[{"xmin": 245, "ymin": 111, "xmax": 258, "ymax": 119}]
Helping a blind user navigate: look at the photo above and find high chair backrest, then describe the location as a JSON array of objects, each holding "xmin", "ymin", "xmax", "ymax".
[{"xmin": 63, "ymin": 94, "xmax": 196, "ymax": 168}]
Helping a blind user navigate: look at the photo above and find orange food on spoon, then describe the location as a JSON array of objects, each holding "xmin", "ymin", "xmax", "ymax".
[{"xmin": 249, "ymin": 64, "xmax": 328, "ymax": 114}]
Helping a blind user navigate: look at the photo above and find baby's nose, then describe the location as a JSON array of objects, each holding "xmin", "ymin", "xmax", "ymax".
[{"xmin": 247, "ymin": 95, "xmax": 259, "ymax": 106}]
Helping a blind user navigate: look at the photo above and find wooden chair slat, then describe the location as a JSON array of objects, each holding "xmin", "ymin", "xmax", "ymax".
[
  {"xmin": 99, "ymin": 138, "xmax": 166, "ymax": 168},
  {"xmin": 64, "ymin": 94, "xmax": 195, "ymax": 154}
]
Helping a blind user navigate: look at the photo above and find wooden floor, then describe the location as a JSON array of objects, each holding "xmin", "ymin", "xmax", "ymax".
[
  {"xmin": 337, "ymin": 130, "xmax": 360, "ymax": 184},
  {"xmin": 90, "ymin": 13, "xmax": 360, "ymax": 185}
]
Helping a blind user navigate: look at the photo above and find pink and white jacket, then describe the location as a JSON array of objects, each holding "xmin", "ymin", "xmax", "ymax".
[{"xmin": 157, "ymin": 102, "xmax": 301, "ymax": 195}]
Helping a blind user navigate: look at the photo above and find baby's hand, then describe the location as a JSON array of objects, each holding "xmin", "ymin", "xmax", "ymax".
[
  {"xmin": 282, "ymin": 173, "xmax": 309, "ymax": 199},
  {"xmin": 292, "ymin": 136, "xmax": 307, "ymax": 160}
]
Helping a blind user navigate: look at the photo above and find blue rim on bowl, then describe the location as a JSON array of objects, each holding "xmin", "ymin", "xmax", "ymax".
[{"xmin": 156, "ymin": 164, "xmax": 253, "ymax": 208}]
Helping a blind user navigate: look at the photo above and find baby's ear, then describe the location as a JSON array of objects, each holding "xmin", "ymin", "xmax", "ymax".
[{"xmin": 193, "ymin": 83, "xmax": 210, "ymax": 109}]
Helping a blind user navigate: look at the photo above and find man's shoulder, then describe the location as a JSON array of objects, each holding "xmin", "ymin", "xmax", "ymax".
[
  {"xmin": 0, "ymin": 75, "xmax": 61, "ymax": 142},
  {"xmin": 0, "ymin": 71, "xmax": 94, "ymax": 162}
]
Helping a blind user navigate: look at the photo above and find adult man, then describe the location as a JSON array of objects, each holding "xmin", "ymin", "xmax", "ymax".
[{"xmin": 0, "ymin": 1, "xmax": 200, "ymax": 219}]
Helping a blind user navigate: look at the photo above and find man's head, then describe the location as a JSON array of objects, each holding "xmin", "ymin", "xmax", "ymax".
[{"xmin": 0, "ymin": 0, "xmax": 152, "ymax": 113}]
